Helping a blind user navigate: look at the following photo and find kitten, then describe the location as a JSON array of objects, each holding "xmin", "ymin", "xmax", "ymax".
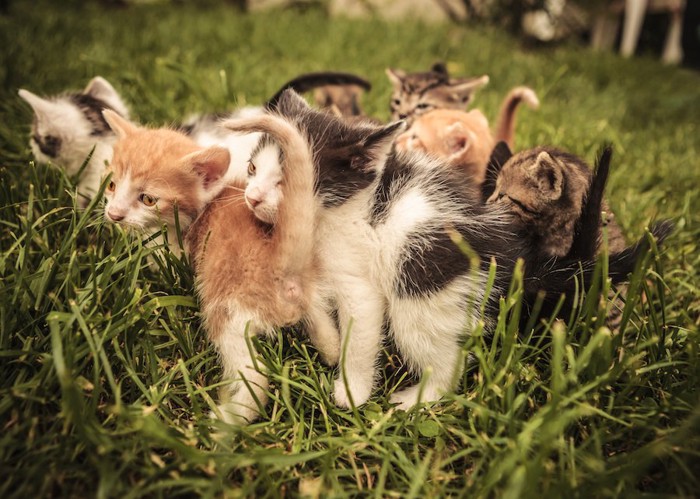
[
  {"xmin": 313, "ymin": 83, "xmax": 368, "ymax": 118},
  {"xmin": 102, "ymin": 109, "xmax": 340, "ymax": 425},
  {"xmin": 483, "ymin": 142, "xmax": 627, "ymax": 258},
  {"xmin": 394, "ymin": 108, "xmax": 495, "ymax": 185},
  {"xmin": 268, "ymin": 89, "xmax": 669, "ymax": 410},
  {"xmin": 18, "ymin": 72, "xmax": 371, "ymax": 205},
  {"xmin": 393, "ymin": 87, "xmax": 538, "ymax": 185},
  {"xmin": 18, "ymin": 77, "xmax": 130, "ymax": 206},
  {"xmin": 386, "ymin": 62, "xmax": 490, "ymax": 124}
]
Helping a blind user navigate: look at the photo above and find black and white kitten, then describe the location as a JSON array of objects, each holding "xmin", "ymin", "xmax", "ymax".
[
  {"xmin": 255, "ymin": 90, "xmax": 670, "ymax": 410},
  {"xmin": 18, "ymin": 77, "xmax": 130, "ymax": 206}
]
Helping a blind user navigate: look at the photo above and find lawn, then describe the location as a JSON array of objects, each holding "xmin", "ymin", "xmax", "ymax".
[{"xmin": 1, "ymin": 1, "xmax": 699, "ymax": 497}]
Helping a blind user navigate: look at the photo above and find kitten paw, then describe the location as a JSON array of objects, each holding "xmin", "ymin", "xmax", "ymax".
[
  {"xmin": 389, "ymin": 385, "xmax": 441, "ymax": 411},
  {"xmin": 333, "ymin": 376, "xmax": 372, "ymax": 409},
  {"xmin": 210, "ymin": 398, "xmax": 261, "ymax": 426}
]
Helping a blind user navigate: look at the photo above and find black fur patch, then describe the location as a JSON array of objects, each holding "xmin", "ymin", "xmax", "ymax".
[
  {"xmin": 33, "ymin": 133, "xmax": 61, "ymax": 158},
  {"xmin": 70, "ymin": 93, "xmax": 117, "ymax": 136},
  {"xmin": 369, "ymin": 153, "xmax": 414, "ymax": 226}
]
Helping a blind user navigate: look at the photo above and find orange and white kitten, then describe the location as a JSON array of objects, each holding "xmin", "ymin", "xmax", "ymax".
[
  {"xmin": 395, "ymin": 108, "xmax": 494, "ymax": 185},
  {"xmin": 394, "ymin": 87, "xmax": 539, "ymax": 185},
  {"xmin": 102, "ymin": 110, "xmax": 339, "ymax": 425}
]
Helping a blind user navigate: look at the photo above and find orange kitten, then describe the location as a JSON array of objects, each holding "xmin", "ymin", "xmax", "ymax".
[
  {"xmin": 394, "ymin": 87, "xmax": 539, "ymax": 185},
  {"xmin": 102, "ymin": 110, "xmax": 339, "ymax": 425},
  {"xmin": 395, "ymin": 108, "xmax": 495, "ymax": 184}
]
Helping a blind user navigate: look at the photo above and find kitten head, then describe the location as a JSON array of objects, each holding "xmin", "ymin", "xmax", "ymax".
[
  {"xmin": 313, "ymin": 84, "xmax": 366, "ymax": 117},
  {"xmin": 18, "ymin": 77, "xmax": 129, "ymax": 175},
  {"xmin": 244, "ymin": 133, "xmax": 284, "ymax": 224},
  {"xmin": 487, "ymin": 147, "xmax": 591, "ymax": 226},
  {"xmin": 394, "ymin": 108, "xmax": 494, "ymax": 183},
  {"xmin": 102, "ymin": 110, "xmax": 230, "ymax": 233},
  {"xmin": 385, "ymin": 64, "xmax": 489, "ymax": 124},
  {"xmin": 272, "ymin": 89, "xmax": 404, "ymax": 206}
]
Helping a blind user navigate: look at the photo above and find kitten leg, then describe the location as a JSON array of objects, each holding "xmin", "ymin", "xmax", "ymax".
[
  {"xmin": 332, "ymin": 282, "xmax": 385, "ymax": 409},
  {"xmin": 209, "ymin": 313, "xmax": 269, "ymax": 426},
  {"xmin": 388, "ymin": 283, "xmax": 480, "ymax": 410},
  {"xmin": 305, "ymin": 299, "xmax": 340, "ymax": 366}
]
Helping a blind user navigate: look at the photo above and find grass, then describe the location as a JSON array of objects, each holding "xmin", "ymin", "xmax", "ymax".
[{"xmin": 1, "ymin": 1, "xmax": 699, "ymax": 497}]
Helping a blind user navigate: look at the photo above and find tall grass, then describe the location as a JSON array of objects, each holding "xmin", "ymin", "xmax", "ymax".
[{"xmin": 1, "ymin": 1, "xmax": 699, "ymax": 496}]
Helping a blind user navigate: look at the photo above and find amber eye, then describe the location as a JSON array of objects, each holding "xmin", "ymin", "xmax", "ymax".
[
  {"xmin": 247, "ymin": 161, "xmax": 256, "ymax": 176},
  {"xmin": 139, "ymin": 193, "xmax": 158, "ymax": 207},
  {"xmin": 106, "ymin": 180, "xmax": 116, "ymax": 192}
]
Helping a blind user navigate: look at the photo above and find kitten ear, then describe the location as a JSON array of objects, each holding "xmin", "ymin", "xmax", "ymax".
[
  {"xmin": 385, "ymin": 68, "xmax": 405, "ymax": 88},
  {"xmin": 444, "ymin": 125, "xmax": 471, "ymax": 159},
  {"xmin": 84, "ymin": 76, "xmax": 130, "ymax": 118},
  {"xmin": 482, "ymin": 141, "xmax": 512, "ymax": 202},
  {"xmin": 529, "ymin": 151, "xmax": 565, "ymax": 199},
  {"xmin": 183, "ymin": 146, "xmax": 230, "ymax": 189},
  {"xmin": 361, "ymin": 121, "xmax": 406, "ymax": 159},
  {"xmin": 18, "ymin": 89, "xmax": 52, "ymax": 115},
  {"xmin": 274, "ymin": 89, "xmax": 310, "ymax": 116},
  {"xmin": 102, "ymin": 109, "xmax": 138, "ymax": 138},
  {"xmin": 449, "ymin": 75, "xmax": 490, "ymax": 104}
]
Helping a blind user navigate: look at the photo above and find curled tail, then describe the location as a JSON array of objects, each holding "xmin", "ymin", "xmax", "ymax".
[
  {"xmin": 222, "ymin": 114, "xmax": 317, "ymax": 286},
  {"xmin": 493, "ymin": 86, "xmax": 539, "ymax": 150},
  {"xmin": 265, "ymin": 72, "xmax": 372, "ymax": 111}
]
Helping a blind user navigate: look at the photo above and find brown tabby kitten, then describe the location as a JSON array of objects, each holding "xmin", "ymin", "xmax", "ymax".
[
  {"xmin": 313, "ymin": 84, "xmax": 368, "ymax": 118},
  {"xmin": 101, "ymin": 110, "xmax": 339, "ymax": 426},
  {"xmin": 386, "ymin": 62, "xmax": 489, "ymax": 124},
  {"xmin": 484, "ymin": 143, "xmax": 626, "ymax": 258}
]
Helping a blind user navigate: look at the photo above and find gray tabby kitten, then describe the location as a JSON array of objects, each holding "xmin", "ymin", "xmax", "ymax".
[
  {"xmin": 386, "ymin": 62, "xmax": 489, "ymax": 124},
  {"xmin": 18, "ymin": 77, "xmax": 130, "ymax": 206},
  {"xmin": 483, "ymin": 142, "xmax": 627, "ymax": 258}
]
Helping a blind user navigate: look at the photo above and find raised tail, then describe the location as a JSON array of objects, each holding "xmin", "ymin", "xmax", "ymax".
[
  {"xmin": 493, "ymin": 86, "xmax": 539, "ymax": 150},
  {"xmin": 565, "ymin": 144, "xmax": 613, "ymax": 261},
  {"xmin": 221, "ymin": 114, "xmax": 317, "ymax": 282},
  {"xmin": 265, "ymin": 72, "xmax": 372, "ymax": 111}
]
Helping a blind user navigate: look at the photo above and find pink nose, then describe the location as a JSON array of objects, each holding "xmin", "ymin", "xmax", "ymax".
[
  {"xmin": 246, "ymin": 195, "xmax": 261, "ymax": 208},
  {"xmin": 107, "ymin": 210, "xmax": 125, "ymax": 222}
]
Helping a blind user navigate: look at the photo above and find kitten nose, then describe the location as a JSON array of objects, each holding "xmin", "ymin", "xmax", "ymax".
[
  {"xmin": 107, "ymin": 210, "xmax": 125, "ymax": 222},
  {"xmin": 246, "ymin": 195, "xmax": 261, "ymax": 208}
]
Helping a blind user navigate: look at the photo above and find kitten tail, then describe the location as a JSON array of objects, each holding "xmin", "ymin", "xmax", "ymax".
[
  {"xmin": 493, "ymin": 86, "xmax": 539, "ymax": 150},
  {"xmin": 222, "ymin": 114, "xmax": 317, "ymax": 298}
]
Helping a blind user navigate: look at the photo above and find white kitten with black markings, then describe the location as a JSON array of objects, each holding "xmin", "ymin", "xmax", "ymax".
[
  {"xmin": 266, "ymin": 90, "xmax": 669, "ymax": 411},
  {"xmin": 18, "ymin": 77, "xmax": 129, "ymax": 206}
]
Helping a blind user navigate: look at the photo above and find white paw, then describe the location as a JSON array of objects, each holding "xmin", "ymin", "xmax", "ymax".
[
  {"xmin": 333, "ymin": 375, "xmax": 372, "ymax": 409},
  {"xmin": 210, "ymin": 397, "xmax": 261, "ymax": 426},
  {"xmin": 389, "ymin": 385, "xmax": 423, "ymax": 411},
  {"xmin": 317, "ymin": 336, "xmax": 341, "ymax": 366}
]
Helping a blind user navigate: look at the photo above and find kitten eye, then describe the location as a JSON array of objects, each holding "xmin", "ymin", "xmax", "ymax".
[
  {"xmin": 247, "ymin": 161, "xmax": 256, "ymax": 176},
  {"xmin": 139, "ymin": 193, "xmax": 158, "ymax": 207},
  {"xmin": 106, "ymin": 180, "xmax": 116, "ymax": 192},
  {"xmin": 391, "ymin": 99, "xmax": 401, "ymax": 107},
  {"xmin": 416, "ymin": 103, "xmax": 432, "ymax": 110}
]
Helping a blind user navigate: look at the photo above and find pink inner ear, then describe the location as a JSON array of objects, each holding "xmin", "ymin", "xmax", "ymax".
[
  {"xmin": 192, "ymin": 147, "xmax": 230, "ymax": 187},
  {"xmin": 447, "ymin": 134, "xmax": 468, "ymax": 154}
]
